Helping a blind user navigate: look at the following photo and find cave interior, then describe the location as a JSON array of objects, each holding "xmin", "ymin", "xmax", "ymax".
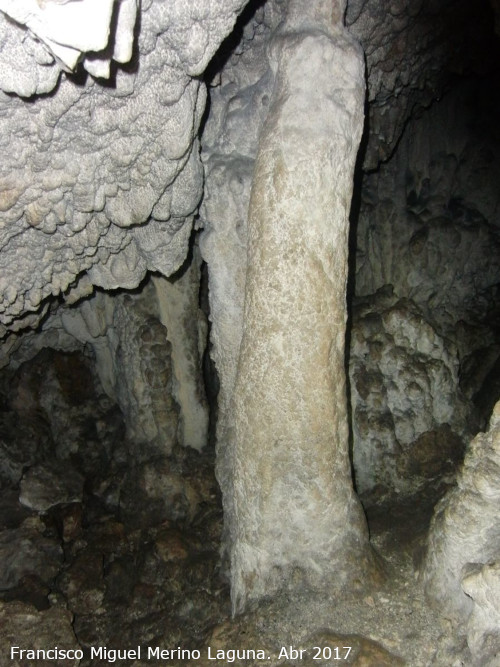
[{"xmin": 0, "ymin": 0, "xmax": 499, "ymax": 665}]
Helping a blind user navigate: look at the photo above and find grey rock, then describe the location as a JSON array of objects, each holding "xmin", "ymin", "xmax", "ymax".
[
  {"xmin": 119, "ymin": 459, "xmax": 201, "ymax": 529},
  {"xmin": 153, "ymin": 245, "xmax": 209, "ymax": 453},
  {"xmin": 0, "ymin": 411, "xmax": 52, "ymax": 486},
  {"xmin": 200, "ymin": 1, "xmax": 284, "ymax": 520},
  {"xmin": 461, "ymin": 561, "xmax": 500, "ymax": 666},
  {"xmin": 354, "ymin": 83, "xmax": 500, "ymax": 333},
  {"xmin": 0, "ymin": 524, "xmax": 63, "ymax": 590},
  {"xmin": 19, "ymin": 461, "xmax": 84, "ymax": 512},
  {"xmin": 346, "ymin": 0, "xmax": 494, "ymax": 169},
  {"xmin": 210, "ymin": 0, "xmax": 378, "ymax": 612},
  {"xmin": 423, "ymin": 401, "xmax": 500, "ymax": 644},
  {"xmin": 350, "ymin": 288, "xmax": 469, "ymax": 499},
  {"xmin": 0, "ymin": 0, "xmax": 246, "ymax": 336}
]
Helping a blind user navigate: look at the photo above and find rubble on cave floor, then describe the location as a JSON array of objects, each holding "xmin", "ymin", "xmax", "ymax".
[
  {"xmin": 0, "ymin": 349, "xmax": 471, "ymax": 666},
  {"xmin": 0, "ymin": 349, "xmax": 229, "ymax": 667}
]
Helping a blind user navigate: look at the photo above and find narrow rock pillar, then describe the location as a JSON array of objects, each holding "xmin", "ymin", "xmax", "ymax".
[{"xmin": 228, "ymin": 0, "xmax": 374, "ymax": 612}]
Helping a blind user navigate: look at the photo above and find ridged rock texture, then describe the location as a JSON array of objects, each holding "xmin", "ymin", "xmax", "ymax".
[
  {"xmin": 349, "ymin": 64, "xmax": 500, "ymax": 505},
  {"xmin": 0, "ymin": 0, "xmax": 246, "ymax": 337},
  {"xmin": 0, "ymin": 0, "xmax": 499, "ymax": 660},
  {"xmin": 199, "ymin": 0, "xmax": 286, "ymax": 591},
  {"xmin": 1, "ymin": 267, "xmax": 208, "ymax": 458},
  {"xmin": 346, "ymin": 0, "xmax": 499, "ymax": 169},
  {"xmin": 423, "ymin": 401, "xmax": 500, "ymax": 665},
  {"xmin": 350, "ymin": 287, "xmax": 469, "ymax": 501},
  {"xmin": 202, "ymin": 0, "xmax": 377, "ymax": 612}
]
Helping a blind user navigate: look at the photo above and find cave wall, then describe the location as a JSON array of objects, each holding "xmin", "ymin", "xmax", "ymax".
[
  {"xmin": 344, "ymin": 0, "xmax": 500, "ymax": 503},
  {"xmin": 0, "ymin": 0, "xmax": 499, "ymax": 659},
  {"xmin": 423, "ymin": 400, "xmax": 500, "ymax": 665},
  {"xmin": 349, "ymin": 78, "xmax": 500, "ymax": 500}
]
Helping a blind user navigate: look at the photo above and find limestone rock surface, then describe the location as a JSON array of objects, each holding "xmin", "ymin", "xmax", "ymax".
[
  {"xmin": 19, "ymin": 461, "xmax": 84, "ymax": 512},
  {"xmin": 0, "ymin": 0, "xmax": 134, "ymax": 86},
  {"xmin": 4, "ymin": 270, "xmax": 208, "ymax": 456},
  {"xmin": 354, "ymin": 82, "xmax": 500, "ymax": 334},
  {"xmin": 423, "ymin": 401, "xmax": 500, "ymax": 661},
  {"xmin": 346, "ymin": 0, "xmax": 497, "ymax": 168},
  {"xmin": 214, "ymin": 0, "xmax": 377, "ymax": 612},
  {"xmin": 0, "ymin": 524, "xmax": 63, "ymax": 590},
  {"xmin": 200, "ymin": 0, "xmax": 286, "ymax": 573},
  {"xmin": 350, "ymin": 287, "xmax": 469, "ymax": 499},
  {"xmin": 153, "ymin": 248, "xmax": 209, "ymax": 453},
  {"xmin": 461, "ymin": 561, "xmax": 500, "ymax": 666},
  {"xmin": 0, "ymin": 0, "xmax": 246, "ymax": 336}
]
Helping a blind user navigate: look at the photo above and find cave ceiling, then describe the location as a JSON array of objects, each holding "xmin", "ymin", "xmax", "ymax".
[{"xmin": 0, "ymin": 0, "xmax": 498, "ymax": 338}]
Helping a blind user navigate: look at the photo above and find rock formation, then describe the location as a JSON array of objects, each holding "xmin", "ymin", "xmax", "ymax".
[
  {"xmin": 229, "ymin": 0, "xmax": 378, "ymax": 611},
  {"xmin": 0, "ymin": 0, "xmax": 499, "ymax": 663},
  {"xmin": 0, "ymin": 0, "xmax": 246, "ymax": 337},
  {"xmin": 423, "ymin": 401, "xmax": 500, "ymax": 665}
]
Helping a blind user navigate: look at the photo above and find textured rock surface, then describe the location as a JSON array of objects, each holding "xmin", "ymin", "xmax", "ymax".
[
  {"xmin": 153, "ymin": 246, "xmax": 209, "ymax": 452},
  {"xmin": 0, "ymin": 0, "xmax": 134, "ymax": 88},
  {"xmin": 0, "ymin": 362, "xmax": 226, "ymax": 662},
  {"xmin": 0, "ymin": 0, "xmax": 498, "ymax": 660},
  {"xmin": 0, "ymin": 601, "xmax": 81, "ymax": 666},
  {"xmin": 0, "ymin": 0, "xmax": 246, "ymax": 336},
  {"xmin": 20, "ymin": 461, "xmax": 84, "ymax": 512},
  {"xmin": 5, "ymin": 271, "xmax": 208, "ymax": 456},
  {"xmin": 461, "ymin": 561, "xmax": 500, "ymax": 666},
  {"xmin": 0, "ymin": 339, "xmax": 477, "ymax": 667},
  {"xmin": 218, "ymin": 0, "xmax": 376, "ymax": 612},
  {"xmin": 354, "ymin": 82, "xmax": 500, "ymax": 331},
  {"xmin": 350, "ymin": 73, "xmax": 500, "ymax": 500},
  {"xmin": 0, "ymin": 344, "xmax": 226, "ymax": 658},
  {"xmin": 200, "ymin": 0, "xmax": 286, "ymax": 580},
  {"xmin": 346, "ymin": 0, "xmax": 498, "ymax": 169},
  {"xmin": 192, "ymin": 623, "xmax": 404, "ymax": 666},
  {"xmin": 350, "ymin": 287, "xmax": 469, "ymax": 499},
  {"xmin": 423, "ymin": 401, "xmax": 500, "ymax": 661},
  {"xmin": 95, "ymin": 285, "xmax": 180, "ymax": 458},
  {"xmin": 0, "ymin": 523, "xmax": 63, "ymax": 590}
]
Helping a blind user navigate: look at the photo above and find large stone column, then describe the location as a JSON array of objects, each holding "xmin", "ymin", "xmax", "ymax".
[{"xmin": 227, "ymin": 0, "xmax": 375, "ymax": 613}]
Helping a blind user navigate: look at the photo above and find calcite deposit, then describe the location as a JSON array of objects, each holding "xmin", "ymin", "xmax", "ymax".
[
  {"xmin": 423, "ymin": 402, "xmax": 500, "ymax": 631},
  {"xmin": 346, "ymin": 0, "xmax": 498, "ymax": 169},
  {"xmin": 0, "ymin": 0, "xmax": 246, "ymax": 336},
  {"xmin": 0, "ymin": 0, "xmax": 499, "ymax": 664},
  {"xmin": 202, "ymin": 0, "xmax": 377, "ymax": 612},
  {"xmin": 350, "ymin": 287, "xmax": 469, "ymax": 500}
]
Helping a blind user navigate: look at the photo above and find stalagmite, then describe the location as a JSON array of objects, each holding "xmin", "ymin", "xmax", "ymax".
[
  {"xmin": 226, "ymin": 0, "xmax": 375, "ymax": 612},
  {"xmin": 424, "ymin": 400, "xmax": 500, "ymax": 620},
  {"xmin": 153, "ymin": 250, "xmax": 209, "ymax": 453}
]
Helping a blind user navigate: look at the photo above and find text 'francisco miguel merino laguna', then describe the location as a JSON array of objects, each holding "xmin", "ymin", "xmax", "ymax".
[{"xmin": 10, "ymin": 646, "xmax": 271, "ymax": 663}]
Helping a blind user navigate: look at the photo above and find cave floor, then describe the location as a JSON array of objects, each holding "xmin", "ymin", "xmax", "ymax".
[
  {"xmin": 0, "ymin": 443, "xmax": 467, "ymax": 667},
  {"xmin": 185, "ymin": 491, "xmax": 465, "ymax": 667},
  {"xmin": 0, "ymin": 353, "xmax": 466, "ymax": 666}
]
